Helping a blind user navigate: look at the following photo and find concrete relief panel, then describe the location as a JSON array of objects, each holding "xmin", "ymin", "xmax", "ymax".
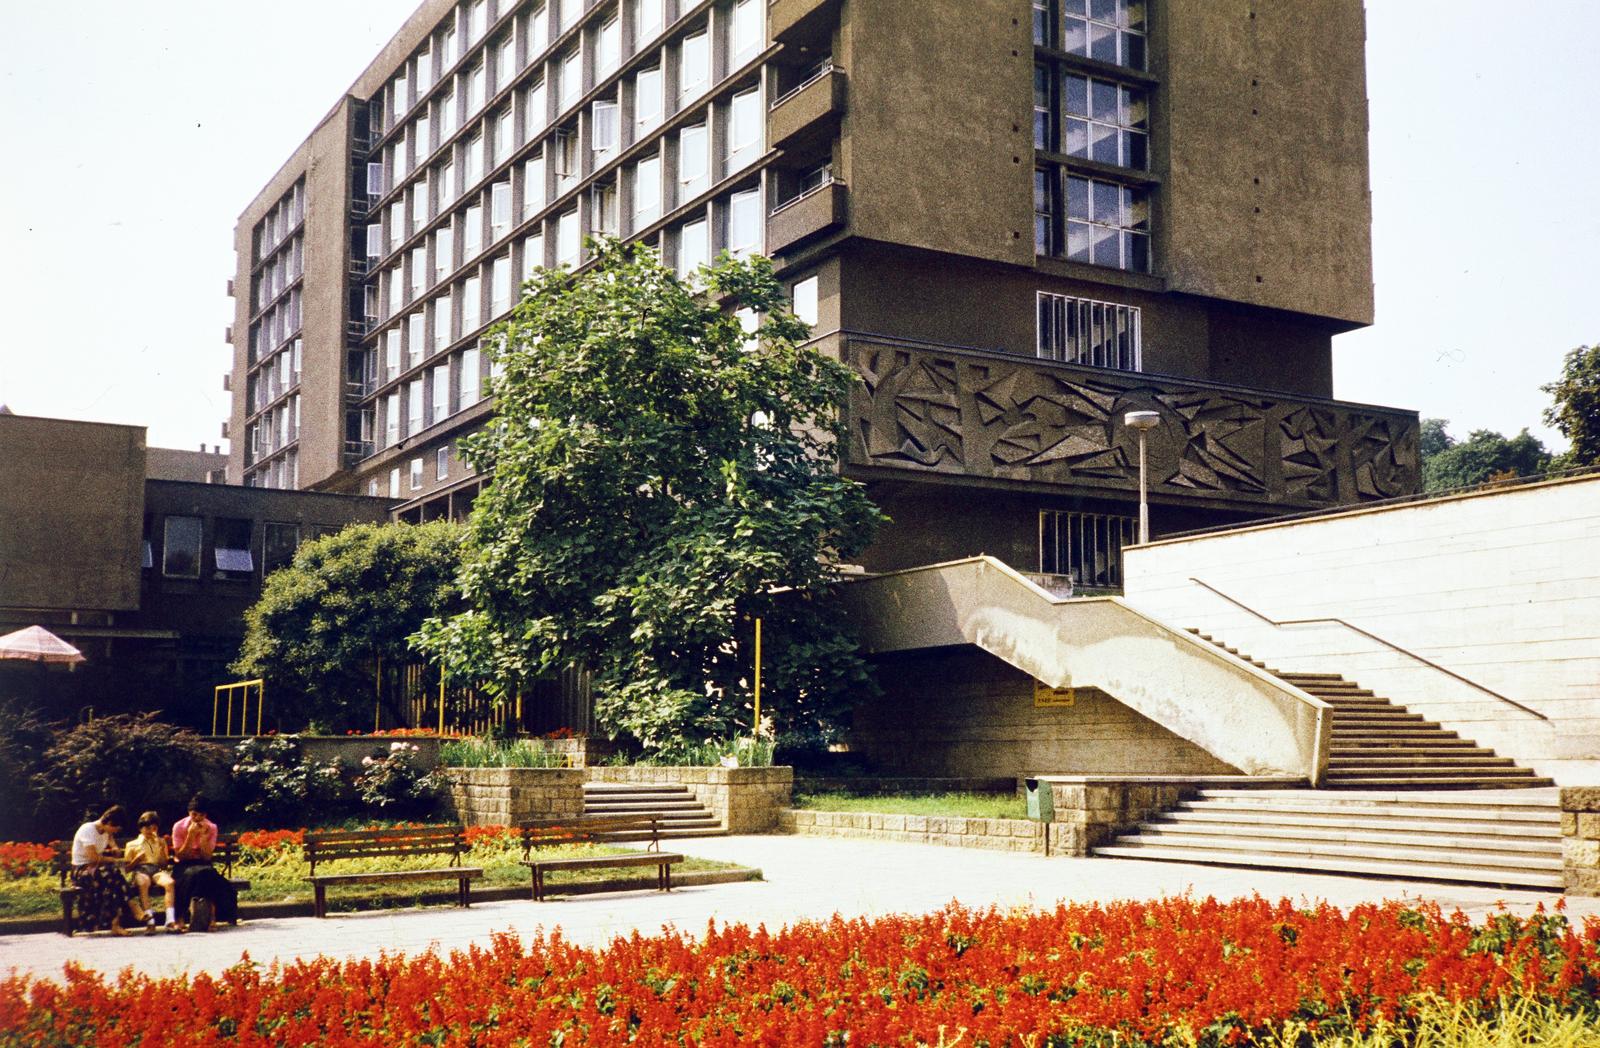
[{"xmin": 844, "ymin": 339, "xmax": 1418, "ymax": 511}]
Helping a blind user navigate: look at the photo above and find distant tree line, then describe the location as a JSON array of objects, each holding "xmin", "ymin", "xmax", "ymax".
[{"xmin": 1420, "ymin": 343, "xmax": 1599, "ymax": 492}]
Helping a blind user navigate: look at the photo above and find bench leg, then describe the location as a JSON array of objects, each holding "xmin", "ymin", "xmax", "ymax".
[
  {"xmin": 459, "ymin": 876, "xmax": 470, "ymax": 909},
  {"xmin": 60, "ymin": 896, "xmax": 74, "ymax": 937},
  {"xmin": 314, "ymin": 883, "xmax": 326, "ymax": 920},
  {"xmin": 661, "ymin": 863, "xmax": 672, "ymax": 892}
]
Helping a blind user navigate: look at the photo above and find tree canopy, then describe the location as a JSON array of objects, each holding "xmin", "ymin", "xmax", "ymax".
[
  {"xmin": 1542, "ymin": 343, "xmax": 1600, "ymax": 469},
  {"xmin": 232, "ymin": 521, "xmax": 463, "ymax": 728},
  {"xmin": 415, "ymin": 239, "xmax": 884, "ymax": 753},
  {"xmin": 1418, "ymin": 419, "xmax": 1551, "ymax": 492}
]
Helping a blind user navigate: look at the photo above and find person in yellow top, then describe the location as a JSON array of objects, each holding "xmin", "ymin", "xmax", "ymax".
[{"xmin": 123, "ymin": 811, "xmax": 180, "ymax": 933}]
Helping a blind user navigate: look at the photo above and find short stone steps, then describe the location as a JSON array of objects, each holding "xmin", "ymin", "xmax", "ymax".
[
  {"xmin": 1326, "ymin": 754, "xmax": 1516, "ymax": 768},
  {"xmin": 581, "ymin": 782, "xmax": 726, "ymax": 839},
  {"xmin": 1096, "ymin": 787, "xmax": 1564, "ymax": 890}
]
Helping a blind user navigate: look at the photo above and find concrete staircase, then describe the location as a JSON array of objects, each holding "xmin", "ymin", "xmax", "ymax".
[
  {"xmin": 1189, "ymin": 631, "xmax": 1553, "ymax": 789},
  {"xmin": 582, "ymin": 782, "xmax": 727, "ymax": 840},
  {"xmin": 1091, "ymin": 634, "xmax": 1562, "ymax": 889},
  {"xmin": 1094, "ymin": 788, "xmax": 1564, "ymax": 890}
]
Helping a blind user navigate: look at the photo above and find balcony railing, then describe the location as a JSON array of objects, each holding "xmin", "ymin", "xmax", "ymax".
[
  {"xmin": 768, "ymin": 179, "xmax": 847, "ymax": 254},
  {"xmin": 343, "ymin": 439, "xmax": 375, "ymax": 466},
  {"xmin": 837, "ymin": 334, "xmax": 1421, "ymax": 512},
  {"xmin": 769, "ymin": 64, "xmax": 845, "ymax": 150}
]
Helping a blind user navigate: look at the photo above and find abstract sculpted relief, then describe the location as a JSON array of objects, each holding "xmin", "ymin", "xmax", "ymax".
[{"xmin": 844, "ymin": 341, "xmax": 1419, "ymax": 509}]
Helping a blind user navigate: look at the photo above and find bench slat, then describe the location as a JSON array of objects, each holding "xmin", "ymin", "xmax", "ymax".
[
  {"xmin": 523, "ymin": 854, "xmax": 683, "ymax": 872},
  {"xmin": 309, "ymin": 867, "xmax": 484, "ymax": 886}
]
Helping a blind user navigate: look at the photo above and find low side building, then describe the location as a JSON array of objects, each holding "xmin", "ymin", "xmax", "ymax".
[{"xmin": 0, "ymin": 413, "xmax": 394, "ymax": 729}]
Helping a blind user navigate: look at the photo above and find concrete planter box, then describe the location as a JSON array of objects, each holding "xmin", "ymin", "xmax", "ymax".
[
  {"xmin": 544, "ymin": 736, "xmax": 617, "ymax": 768},
  {"xmin": 445, "ymin": 767, "xmax": 585, "ymax": 827},
  {"xmin": 780, "ymin": 809, "xmax": 1048, "ymax": 853},
  {"xmin": 587, "ymin": 766, "xmax": 794, "ymax": 833}
]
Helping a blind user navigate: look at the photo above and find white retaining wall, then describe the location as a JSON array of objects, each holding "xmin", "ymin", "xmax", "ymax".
[{"xmin": 1122, "ymin": 474, "xmax": 1600, "ymax": 784}]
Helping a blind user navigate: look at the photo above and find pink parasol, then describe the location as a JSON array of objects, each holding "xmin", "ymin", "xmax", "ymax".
[{"xmin": 0, "ymin": 625, "xmax": 86, "ymax": 665}]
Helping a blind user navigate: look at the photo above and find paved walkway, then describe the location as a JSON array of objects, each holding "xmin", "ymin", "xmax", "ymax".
[{"xmin": 4, "ymin": 834, "xmax": 1592, "ymax": 982}]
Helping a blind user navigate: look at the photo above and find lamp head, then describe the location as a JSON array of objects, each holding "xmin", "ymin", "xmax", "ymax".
[{"xmin": 1123, "ymin": 410, "xmax": 1161, "ymax": 432}]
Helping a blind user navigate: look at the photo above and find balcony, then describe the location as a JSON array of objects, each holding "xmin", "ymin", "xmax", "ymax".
[
  {"xmin": 769, "ymin": 65, "xmax": 844, "ymax": 151},
  {"xmin": 769, "ymin": 0, "xmax": 842, "ymax": 42},
  {"xmin": 838, "ymin": 335, "xmax": 1421, "ymax": 513},
  {"xmin": 767, "ymin": 180, "xmax": 847, "ymax": 255},
  {"xmin": 343, "ymin": 440, "xmax": 375, "ymax": 467}
]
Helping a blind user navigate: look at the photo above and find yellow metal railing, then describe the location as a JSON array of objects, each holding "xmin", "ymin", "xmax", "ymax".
[{"xmin": 213, "ymin": 679, "xmax": 265, "ymax": 736}]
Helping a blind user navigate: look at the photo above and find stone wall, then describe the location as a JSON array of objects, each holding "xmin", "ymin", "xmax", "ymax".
[
  {"xmin": 780, "ymin": 809, "xmax": 1049, "ymax": 853},
  {"xmin": 795, "ymin": 776, "xmax": 1018, "ymax": 796},
  {"xmin": 587, "ymin": 766, "xmax": 793, "ymax": 833},
  {"xmin": 1040, "ymin": 778, "xmax": 1196, "ymax": 856},
  {"xmin": 1562, "ymin": 787, "xmax": 1600, "ymax": 895},
  {"xmin": 850, "ymin": 648, "xmax": 1242, "ymax": 779},
  {"xmin": 444, "ymin": 767, "xmax": 585, "ymax": 827}
]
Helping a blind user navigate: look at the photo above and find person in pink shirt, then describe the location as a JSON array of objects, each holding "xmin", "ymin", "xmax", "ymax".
[{"xmin": 169, "ymin": 795, "xmax": 237, "ymax": 931}]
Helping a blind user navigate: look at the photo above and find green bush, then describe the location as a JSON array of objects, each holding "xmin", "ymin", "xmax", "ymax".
[
  {"xmin": 0, "ymin": 696, "xmax": 53, "ymax": 840},
  {"xmin": 437, "ymin": 736, "xmax": 566, "ymax": 768},
  {"xmin": 353, "ymin": 742, "xmax": 445, "ymax": 816},
  {"xmin": 231, "ymin": 735, "xmax": 354, "ymax": 824},
  {"xmin": 32, "ymin": 713, "xmax": 230, "ymax": 826}
]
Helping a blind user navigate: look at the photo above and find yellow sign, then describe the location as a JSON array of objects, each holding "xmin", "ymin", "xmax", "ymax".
[{"xmin": 1034, "ymin": 680, "xmax": 1075, "ymax": 708}]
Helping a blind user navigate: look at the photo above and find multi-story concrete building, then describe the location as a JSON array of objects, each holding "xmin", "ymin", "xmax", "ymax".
[{"xmin": 227, "ymin": 0, "xmax": 1418, "ymax": 588}]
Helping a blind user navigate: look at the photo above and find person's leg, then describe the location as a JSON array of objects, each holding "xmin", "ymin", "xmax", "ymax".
[{"xmin": 134, "ymin": 871, "xmax": 152, "ymax": 912}]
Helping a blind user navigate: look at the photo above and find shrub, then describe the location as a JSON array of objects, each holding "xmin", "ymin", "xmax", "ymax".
[
  {"xmin": 230, "ymin": 735, "xmax": 354, "ymax": 824},
  {"xmin": 353, "ymin": 743, "xmax": 445, "ymax": 816},
  {"xmin": 641, "ymin": 736, "xmax": 775, "ymax": 768},
  {"xmin": 0, "ymin": 696, "xmax": 54, "ymax": 840},
  {"xmin": 437, "ymin": 736, "xmax": 566, "ymax": 768},
  {"xmin": 31, "ymin": 713, "xmax": 229, "ymax": 826}
]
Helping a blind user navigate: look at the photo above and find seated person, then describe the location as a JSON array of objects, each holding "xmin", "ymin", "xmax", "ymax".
[
  {"xmin": 71, "ymin": 805, "xmax": 154, "ymax": 935},
  {"xmin": 170, "ymin": 795, "xmax": 239, "ymax": 931},
  {"xmin": 123, "ymin": 810, "xmax": 180, "ymax": 933}
]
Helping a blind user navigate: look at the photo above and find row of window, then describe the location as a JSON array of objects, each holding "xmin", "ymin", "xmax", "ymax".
[
  {"xmin": 245, "ymin": 341, "xmax": 302, "ymax": 415},
  {"xmin": 243, "ymin": 394, "xmax": 301, "ymax": 466},
  {"xmin": 250, "ymin": 234, "xmax": 304, "ymax": 315},
  {"xmin": 1036, "ymin": 292, "xmax": 1141, "ymax": 370},
  {"xmin": 1035, "ymin": 64, "xmax": 1149, "ymax": 170},
  {"xmin": 148, "ymin": 516, "xmax": 320, "ymax": 580},
  {"xmin": 247, "ymin": 288, "xmax": 302, "ymax": 366},
  {"xmin": 362, "ymin": 179, "xmax": 763, "ymax": 415},
  {"xmin": 1035, "ymin": 168, "xmax": 1151, "ymax": 272},
  {"xmin": 244, "ymin": 449, "xmax": 300, "ymax": 490},
  {"xmin": 1032, "ymin": 0, "xmax": 1147, "ymax": 70},
  {"xmin": 372, "ymin": 445, "xmax": 459, "ymax": 499},
  {"xmin": 249, "ymin": 180, "xmax": 306, "ymax": 265},
  {"xmin": 1039, "ymin": 509, "xmax": 1137, "ymax": 589},
  {"xmin": 376, "ymin": 346, "xmax": 484, "ymax": 448}
]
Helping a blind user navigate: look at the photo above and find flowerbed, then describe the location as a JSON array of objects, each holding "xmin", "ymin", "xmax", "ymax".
[{"xmin": 2, "ymin": 898, "xmax": 1598, "ymax": 1046}]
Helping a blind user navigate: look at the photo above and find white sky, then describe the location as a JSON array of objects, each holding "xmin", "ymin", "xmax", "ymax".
[{"xmin": 0, "ymin": 1, "xmax": 1596, "ymax": 453}]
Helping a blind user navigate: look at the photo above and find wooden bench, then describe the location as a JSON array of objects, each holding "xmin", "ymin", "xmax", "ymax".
[
  {"xmin": 517, "ymin": 815, "xmax": 684, "ymax": 902},
  {"xmin": 304, "ymin": 825, "xmax": 482, "ymax": 919},
  {"xmin": 52, "ymin": 836, "xmax": 250, "ymax": 937}
]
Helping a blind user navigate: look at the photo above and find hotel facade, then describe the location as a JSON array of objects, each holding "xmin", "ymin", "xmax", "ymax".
[{"xmin": 227, "ymin": 0, "xmax": 1418, "ymax": 586}]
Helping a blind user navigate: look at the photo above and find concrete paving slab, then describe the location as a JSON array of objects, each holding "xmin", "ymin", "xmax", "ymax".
[{"xmin": 2, "ymin": 833, "xmax": 1592, "ymax": 983}]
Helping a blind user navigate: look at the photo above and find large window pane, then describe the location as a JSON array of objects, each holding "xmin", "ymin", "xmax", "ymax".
[{"xmin": 162, "ymin": 516, "xmax": 202, "ymax": 578}]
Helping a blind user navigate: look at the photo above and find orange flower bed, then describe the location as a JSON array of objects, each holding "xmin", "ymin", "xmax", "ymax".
[
  {"xmin": 2, "ymin": 898, "xmax": 1596, "ymax": 1046},
  {"xmin": 0, "ymin": 842, "xmax": 53, "ymax": 878}
]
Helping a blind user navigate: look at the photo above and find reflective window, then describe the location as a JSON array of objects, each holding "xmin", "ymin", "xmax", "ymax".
[{"xmin": 162, "ymin": 516, "xmax": 203, "ymax": 578}]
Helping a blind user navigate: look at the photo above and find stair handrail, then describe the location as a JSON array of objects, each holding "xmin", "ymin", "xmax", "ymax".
[{"xmin": 1187, "ymin": 577, "xmax": 1549, "ymax": 721}]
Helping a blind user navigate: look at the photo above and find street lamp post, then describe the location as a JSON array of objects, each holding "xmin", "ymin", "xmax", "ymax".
[{"xmin": 1124, "ymin": 410, "xmax": 1162, "ymax": 545}]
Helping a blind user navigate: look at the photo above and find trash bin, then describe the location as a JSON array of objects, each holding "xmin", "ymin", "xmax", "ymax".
[{"xmin": 1024, "ymin": 778, "xmax": 1054, "ymax": 822}]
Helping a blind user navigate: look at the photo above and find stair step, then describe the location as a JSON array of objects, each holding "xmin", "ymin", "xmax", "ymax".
[
  {"xmin": 1100, "ymin": 832, "xmax": 1564, "ymax": 870},
  {"xmin": 1189, "ymin": 788, "xmax": 1560, "ymax": 814},
  {"xmin": 1142, "ymin": 819, "xmax": 1561, "ymax": 854},
  {"xmin": 584, "ymin": 785, "xmax": 694, "ymax": 796},
  {"xmin": 583, "ymin": 799, "xmax": 708, "ymax": 812},
  {"xmin": 1322, "ymin": 776, "xmax": 1555, "ymax": 789},
  {"xmin": 1330, "ymin": 743, "xmax": 1488, "ymax": 754},
  {"xmin": 1278, "ymin": 672, "xmax": 1349, "ymax": 682},
  {"xmin": 1164, "ymin": 809, "xmax": 1559, "ymax": 837},
  {"xmin": 1091, "ymin": 843, "xmax": 1564, "ymax": 890},
  {"xmin": 1326, "ymin": 755, "xmax": 1517, "ymax": 768},
  {"xmin": 1330, "ymin": 729, "xmax": 1462, "ymax": 740}
]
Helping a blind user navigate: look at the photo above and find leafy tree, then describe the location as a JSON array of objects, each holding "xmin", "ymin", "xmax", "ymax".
[
  {"xmin": 1418, "ymin": 417, "xmax": 1454, "ymax": 459},
  {"xmin": 416, "ymin": 239, "xmax": 885, "ymax": 752},
  {"xmin": 233, "ymin": 521, "xmax": 463, "ymax": 728},
  {"xmin": 1421, "ymin": 423, "xmax": 1550, "ymax": 492},
  {"xmin": 1542, "ymin": 343, "xmax": 1600, "ymax": 468}
]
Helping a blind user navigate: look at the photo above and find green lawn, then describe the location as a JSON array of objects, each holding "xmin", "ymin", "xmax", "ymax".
[
  {"xmin": 792, "ymin": 791, "xmax": 1027, "ymax": 820},
  {"xmin": 0, "ymin": 838, "xmax": 750, "ymax": 919}
]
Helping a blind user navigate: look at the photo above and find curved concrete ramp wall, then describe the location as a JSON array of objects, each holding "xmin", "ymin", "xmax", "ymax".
[{"xmin": 839, "ymin": 557, "xmax": 1330, "ymax": 782}]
